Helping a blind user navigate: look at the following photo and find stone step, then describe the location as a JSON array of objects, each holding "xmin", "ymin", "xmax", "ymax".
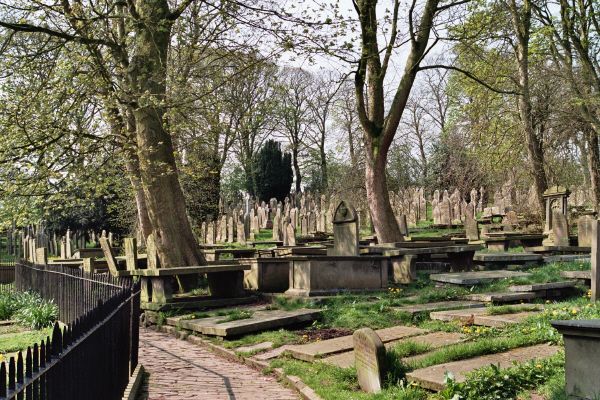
[
  {"xmin": 430, "ymin": 304, "xmax": 542, "ymax": 324},
  {"xmin": 392, "ymin": 301, "xmax": 484, "ymax": 315},
  {"xmin": 508, "ymin": 281, "xmax": 577, "ymax": 292},
  {"xmin": 406, "ymin": 344, "xmax": 560, "ymax": 391},
  {"xmin": 287, "ymin": 326, "xmax": 427, "ymax": 362},
  {"xmin": 461, "ymin": 291, "xmax": 541, "ymax": 303},
  {"xmin": 322, "ymin": 331, "xmax": 465, "ymax": 369},
  {"xmin": 430, "ymin": 270, "xmax": 532, "ymax": 285},
  {"xmin": 175, "ymin": 308, "xmax": 322, "ymax": 337}
]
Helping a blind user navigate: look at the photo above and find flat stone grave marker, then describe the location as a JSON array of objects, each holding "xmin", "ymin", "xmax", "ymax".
[
  {"xmin": 460, "ymin": 291, "xmax": 540, "ymax": 302},
  {"xmin": 406, "ymin": 344, "xmax": 560, "ymax": 391},
  {"xmin": 174, "ymin": 308, "xmax": 321, "ymax": 337},
  {"xmin": 473, "ymin": 312, "xmax": 539, "ymax": 327},
  {"xmin": 430, "ymin": 270, "xmax": 532, "ymax": 285},
  {"xmin": 473, "ymin": 252, "xmax": 542, "ymax": 266},
  {"xmin": 560, "ymin": 270, "xmax": 591, "ymax": 280},
  {"xmin": 508, "ymin": 280, "xmax": 577, "ymax": 292},
  {"xmin": 353, "ymin": 328, "xmax": 386, "ymax": 393},
  {"xmin": 323, "ymin": 331, "xmax": 465, "ymax": 369},
  {"xmin": 392, "ymin": 301, "xmax": 484, "ymax": 315},
  {"xmin": 288, "ymin": 325, "xmax": 427, "ymax": 362},
  {"xmin": 430, "ymin": 303, "xmax": 542, "ymax": 323}
]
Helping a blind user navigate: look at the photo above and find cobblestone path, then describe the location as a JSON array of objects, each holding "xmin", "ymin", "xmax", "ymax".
[{"xmin": 137, "ymin": 329, "xmax": 300, "ymax": 400}]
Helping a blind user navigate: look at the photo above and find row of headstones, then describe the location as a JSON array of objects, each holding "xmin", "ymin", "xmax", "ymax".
[{"xmin": 17, "ymin": 229, "xmax": 114, "ymax": 261}]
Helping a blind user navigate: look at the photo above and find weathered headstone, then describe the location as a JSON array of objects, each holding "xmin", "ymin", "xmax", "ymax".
[
  {"xmin": 353, "ymin": 328, "xmax": 386, "ymax": 393},
  {"xmin": 273, "ymin": 215, "xmax": 281, "ymax": 241},
  {"xmin": 35, "ymin": 247, "xmax": 47, "ymax": 265},
  {"xmin": 287, "ymin": 223, "xmax": 297, "ymax": 246},
  {"xmin": 147, "ymin": 234, "xmax": 160, "ymax": 269},
  {"xmin": 124, "ymin": 238, "xmax": 138, "ymax": 271},
  {"xmin": 332, "ymin": 200, "xmax": 359, "ymax": 256},
  {"xmin": 464, "ymin": 212, "xmax": 479, "ymax": 241},
  {"xmin": 228, "ymin": 216, "xmax": 234, "ymax": 243},
  {"xmin": 237, "ymin": 222, "xmax": 246, "ymax": 245},
  {"xmin": 578, "ymin": 215, "xmax": 595, "ymax": 247},
  {"xmin": 552, "ymin": 210, "xmax": 569, "ymax": 246}
]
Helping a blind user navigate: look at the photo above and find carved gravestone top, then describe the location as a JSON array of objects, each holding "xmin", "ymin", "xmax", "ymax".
[
  {"xmin": 333, "ymin": 200, "xmax": 359, "ymax": 256},
  {"xmin": 353, "ymin": 328, "xmax": 386, "ymax": 393}
]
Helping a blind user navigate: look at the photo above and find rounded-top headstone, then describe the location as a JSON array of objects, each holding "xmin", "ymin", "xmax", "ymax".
[{"xmin": 353, "ymin": 328, "xmax": 386, "ymax": 393}]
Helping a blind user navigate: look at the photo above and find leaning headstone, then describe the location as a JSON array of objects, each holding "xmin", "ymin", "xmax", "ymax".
[
  {"xmin": 397, "ymin": 215, "xmax": 408, "ymax": 236},
  {"xmin": 552, "ymin": 210, "xmax": 569, "ymax": 246},
  {"xmin": 332, "ymin": 200, "xmax": 359, "ymax": 256},
  {"xmin": 353, "ymin": 328, "xmax": 386, "ymax": 393},
  {"xmin": 578, "ymin": 215, "xmax": 595, "ymax": 247}
]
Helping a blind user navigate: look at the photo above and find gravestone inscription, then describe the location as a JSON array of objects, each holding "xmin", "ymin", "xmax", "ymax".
[{"xmin": 332, "ymin": 200, "xmax": 359, "ymax": 256}]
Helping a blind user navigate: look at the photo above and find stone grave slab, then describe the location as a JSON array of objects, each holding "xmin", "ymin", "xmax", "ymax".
[
  {"xmin": 508, "ymin": 280, "xmax": 577, "ymax": 292},
  {"xmin": 473, "ymin": 312, "xmax": 538, "ymax": 327},
  {"xmin": 323, "ymin": 331, "xmax": 465, "ymax": 369},
  {"xmin": 560, "ymin": 270, "xmax": 591, "ymax": 280},
  {"xmin": 473, "ymin": 252, "xmax": 542, "ymax": 265},
  {"xmin": 392, "ymin": 301, "xmax": 484, "ymax": 315},
  {"xmin": 177, "ymin": 308, "xmax": 321, "ymax": 337},
  {"xmin": 288, "ymin": 326, "xmax": 427, "ymax": 362},
  {"xmin": 406, "ymin": 344, "xmax": 560, "ymax": 391},
  {"xmin": 406, "ymin": 344, "xmax": 561, "ymax": 391},
  {"xmin": 430, "ymin": 304, "xmax": 542, "ymax": 322},
  {"xmin": 460, "ymin": 291, "xmax": 540, "ymax": 302},
  {"xmin": 544, "ymin": 255, "xmax": 590, "ymax": 263},
  {"xmin": 430, "ymin": 270, "xmax": 532, "ymax": 285},
  {"xmin": 353, "ymin": 328, "xmax": 386, "ymax": 393}
]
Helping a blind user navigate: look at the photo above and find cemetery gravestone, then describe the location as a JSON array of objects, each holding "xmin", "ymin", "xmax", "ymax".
[
  {"xmin": 464, "ymin": 212, "xmax": 480, "ymax": 241},
  {"xmin": 353, "ymin": 328, "xmax": 386, "ymax": 393},
  {"xmin": 578, "ymin": 215, "xmax": 595, "ymax": 247},
  {"xmin": 332, "ymin": 200, "xmax": 359, "ymax": 256},
  {"xmin": 552, "ymin": 210, "xmax": 569, "ymax": 246},
  {"xmin": 286, "ymin": 223, "xmax": 297, "ymax": 246},
  {"xmin": 397, "ymin": 215, "xmax": 408, "ymax": 236}
]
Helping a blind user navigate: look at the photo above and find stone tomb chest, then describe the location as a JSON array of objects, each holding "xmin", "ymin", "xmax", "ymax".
[{"xmin": 286, "ymin": 200, "xmax": 388, "ymax": 296}]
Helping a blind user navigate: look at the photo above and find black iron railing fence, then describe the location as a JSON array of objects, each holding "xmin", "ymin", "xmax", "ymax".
[
  {"xmin": 0, "ymin": 261, "xmax": 140, "ymax": 400},
  {"xmin": 15, "ymin": 261, "xmax": 132, "ymax": 323}
]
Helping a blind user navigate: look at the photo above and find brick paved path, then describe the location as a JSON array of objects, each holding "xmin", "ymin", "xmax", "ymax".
[{"xmin": 137, "ymin": 329, "xmax": 300, "ymax": 400}]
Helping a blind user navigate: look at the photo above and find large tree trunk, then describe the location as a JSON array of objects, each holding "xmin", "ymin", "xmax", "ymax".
[
  {"xmin": 365, "ymin": 147, "xmax": 400, "ymax": 243},
  {"xmin": 509, "ymin": 0, "xmax": 547, "ymax": 216},
  {"xmin": 129, "ymin": 0, "xmax": 204, "ymax": 269},
  {"xmin": 587, "ymin": 126, "xmax": 600, "ymax": 211},
  {"xmin": 293, "ymin": 145, "xmax": 302, "ymax": 193},
  {"xmin": 354, "ymin": 0, "xmax": 439, "ymax": 244}
]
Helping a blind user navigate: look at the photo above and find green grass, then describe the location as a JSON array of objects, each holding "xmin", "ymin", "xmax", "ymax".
[
  {"xmin": 215, "ymin": 309, "xmax": 253, "ymax": 324},
  {"xmin": 0, "ymin": 326, "xmax": 52, "ymax": 355}
]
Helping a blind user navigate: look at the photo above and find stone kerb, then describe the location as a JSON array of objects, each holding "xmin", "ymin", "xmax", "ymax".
[
  {"xmin": 332, "ymin": 200, "xmax": 359, "ymax": 256},
  {"xmin": 353, "ymin": 328, "xmax": 386, "ymax": 393}
]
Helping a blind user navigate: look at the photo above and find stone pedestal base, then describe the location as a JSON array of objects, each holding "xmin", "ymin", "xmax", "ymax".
[
  {"xmin": 551, "ymin": 319, "xmax": 600, "ymax": 399},
  {"xmin": 389, "ymin": 255, "xmax": 417, "ymax": 283},
  {"xmin": 207, "ymin": 270, "xmax": 245, "ymax": 298},
  {"xmin": 284, "ymin": 256, "xmax": 387, "ymax": 297}
]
